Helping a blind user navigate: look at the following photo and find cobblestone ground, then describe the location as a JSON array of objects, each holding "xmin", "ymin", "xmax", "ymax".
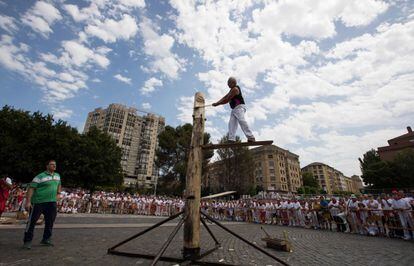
[{"xmin": 0, "ymin": 213, "xmax": 413, "ymax": 266}]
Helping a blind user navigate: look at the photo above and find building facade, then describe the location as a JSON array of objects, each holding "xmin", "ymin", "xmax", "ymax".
[
  {"xmin": 204, "ymin": 145, "xmax": 302, "ymax": 194},
  {"xmin": 377, "ymin": 126, "xmax": 414, "ymax": 161},
  {"xmin": 301, "ymin": 162, "xmax": 362, "ymax": 194},
  {"xmin": 251, "ymin": 145, "xmax": 302, "ymax": 193},
  {"xmin": 349, "ymin": 175, "xmax": 364, "ymax": 193},
  {"xmin": 83, "ymin": 104, "xmax": 165, "ymax": 187}
]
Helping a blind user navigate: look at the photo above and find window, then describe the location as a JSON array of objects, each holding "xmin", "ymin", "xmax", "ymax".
[
  {"xmin": 268, "ymin": 160, "xmax": 275, "ymax": 167},
  {"xmin": 268, "ymin": 154, "xmax": 273, "ymax": 159}
]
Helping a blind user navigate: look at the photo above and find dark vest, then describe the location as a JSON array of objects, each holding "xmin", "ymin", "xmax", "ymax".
[{"xmin": 229, "ymin": 85, "xmax": 245, "ymax": 109}]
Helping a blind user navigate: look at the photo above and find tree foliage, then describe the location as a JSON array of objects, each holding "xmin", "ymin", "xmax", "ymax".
[
  {"xmin": 0, "ymin": 106, "xmax": 123, "ymax": 190},
  {"xmin": 302, "ymin": 171, "xmax": 319, "ymax": 188},
  {"xmin": 359, "ymin": 148, "xmax": 414, "ymax": 189},
  {"xmin": 216, "ymin": 136, "xmax": 255, "ymax": 195},
  {"xmin": 390, "ymin": 149, "xmax": 414, "ymax": 188},
  {"xmin": 155, "ymin": 123, "xmax": 214, "ymax": 195}
]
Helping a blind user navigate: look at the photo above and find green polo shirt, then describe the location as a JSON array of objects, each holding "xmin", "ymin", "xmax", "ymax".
[{"xmin": 29, "ymin": 171, "xmax": 61, "ymax": 204}]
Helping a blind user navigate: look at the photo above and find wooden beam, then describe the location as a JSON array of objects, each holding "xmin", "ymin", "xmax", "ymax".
[
  {"xmin": 201, "ymin": 140, "xmax": 273, "ymax": 150},
  {"xmin": 201, "ymin": 191, "xmax": 237, "ymax": 200}
]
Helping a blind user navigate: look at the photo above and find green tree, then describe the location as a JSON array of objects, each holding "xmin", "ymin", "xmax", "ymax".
[
  {"xmin": 390, "ymin": 149, "xmax": 414, "ymax": 188},
  {"xmin": 0, "ymin": 106, "xmax": 123, "ymax": 190},
  {"xmin": 359, "ymin": 149, "xmax": 394, "ymax": 188},
  {"xmin": 216, "ymin": 136, "xmax": 254, "ymax": 195},
  {"xmin": 155, "ymin": 123, "xmax": 214, "ymax": 195},
  {"xmin": 67, "ymin": 126, "xmax": 123, "ymax": 192},
  {"xmin": 302, "ymin": 171, "xmax": 319, "ymax": 188}
]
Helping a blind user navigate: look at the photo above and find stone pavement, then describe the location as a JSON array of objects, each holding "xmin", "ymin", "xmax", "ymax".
[{"xmin": 0, "ymin": 213, "xmax": 413, "ymax": 266}]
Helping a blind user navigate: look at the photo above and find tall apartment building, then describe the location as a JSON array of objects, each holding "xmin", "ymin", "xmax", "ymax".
[
  {"xmin": 83, "ymin": 104, "xmax": 165, "ymax": 187},
  {"xmin": 204, "ymin": 145, "xmax": 302, "ymax": 194},
  {"xmin": 251, "ymin": 145, "xmax": 302, "ymax": 193},
  {"xmin": 301, "ymin": 162, "xmax": 362, "ymax": 194}
]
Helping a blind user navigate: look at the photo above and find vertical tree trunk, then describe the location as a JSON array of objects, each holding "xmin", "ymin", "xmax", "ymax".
[{"xmin": 183, "ymin": 92, "xmax": 205, "ymax": 259}]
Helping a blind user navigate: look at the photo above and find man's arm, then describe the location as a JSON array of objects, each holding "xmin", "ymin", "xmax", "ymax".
[
  {"xmin": 57, "ymin": 184, "xmax": 61, "ymax": 200},
  {"xmin": 25, "ymin": 187, "xmax": 35, "ymax": 210},
  {"xmin": 213, "ymin": 87, "xmax": 239, "ymax": 106}
]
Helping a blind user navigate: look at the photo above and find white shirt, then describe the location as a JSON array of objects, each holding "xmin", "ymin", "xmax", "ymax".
[{"xmin": 392, "ymin": 198, "xmax": 412, "ymax": 210}]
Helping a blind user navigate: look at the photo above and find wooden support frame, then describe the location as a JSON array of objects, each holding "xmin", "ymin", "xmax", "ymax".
[{"xmin": 107, "ymin": 92, "xmax": 286, "ymax": 266}]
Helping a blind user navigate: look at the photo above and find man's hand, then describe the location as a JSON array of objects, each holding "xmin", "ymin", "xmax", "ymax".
[
  {"xmin": 212, "ymin": 102, "xmax": 219, "ymax": 107},
  {"xmin": 25, "ymin": 201, "xmax": 31, "ymax": 210}
]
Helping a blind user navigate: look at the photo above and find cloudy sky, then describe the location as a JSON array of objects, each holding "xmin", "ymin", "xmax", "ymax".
[{"xmin": 1, "ymin": 0, "xmax": 413, "ymax": 176}]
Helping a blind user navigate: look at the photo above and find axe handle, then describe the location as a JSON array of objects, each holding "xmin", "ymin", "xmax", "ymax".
[{"xmin": 195, "ymin": 104, "xmax": 213, "ymax": 108}]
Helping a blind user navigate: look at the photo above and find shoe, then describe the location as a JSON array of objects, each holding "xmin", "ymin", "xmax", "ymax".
[
  {"xmin": 40, "ymin": 239, "xmax": 54, "ymax": 246},
  {"xmin": 247, "ymin": 137, "xmax": 256, "ymax": 142},
  {"xmin": 22, "ymin": 241, "xmax": 31, "ymax": 250}
]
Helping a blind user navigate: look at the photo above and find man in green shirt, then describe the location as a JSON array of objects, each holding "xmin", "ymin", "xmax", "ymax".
[{"xmin": 23, "ymin": 160, "xmax": 61, "ymax": 249}]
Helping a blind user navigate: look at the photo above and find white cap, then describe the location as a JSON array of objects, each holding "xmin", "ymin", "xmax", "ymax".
[{"xmin": 5, "ymin": 177, "xmax": 12, "ymax": 186}]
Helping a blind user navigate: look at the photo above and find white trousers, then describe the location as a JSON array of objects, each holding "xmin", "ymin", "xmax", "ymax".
[
  {"xmin": 228, "ymin": 104, "xmax": 254, "ymax": 141},
  {"xmin": 398, "ymin": 210, "xmax": 414, "ymax": 239}
]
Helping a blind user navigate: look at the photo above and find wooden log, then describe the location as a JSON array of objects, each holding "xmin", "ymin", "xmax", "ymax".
[
  {"xmin": 183, "ymin": 92, "xmax": 205, "ymax": 259},
  {"xmin": 201, "ymin": 191, "xmax": 237, "ymax": 200},
  {"xmin": 201, "ymin": 140, "xmax": 273, "ymax": 150}
]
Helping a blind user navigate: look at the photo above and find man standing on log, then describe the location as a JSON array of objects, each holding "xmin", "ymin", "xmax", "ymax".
[{"xmin": 212, "ymin": 77, "xmax": 256, "ymax": 142}]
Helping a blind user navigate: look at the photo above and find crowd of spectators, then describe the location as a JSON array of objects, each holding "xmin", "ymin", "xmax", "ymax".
[
  {"xmin": 202, "ymin": 191, "xmax": 413, "ymax": 240},
  {"xmin": 3, "ymin": 183, "xmax": 413, "ymax": 240}
]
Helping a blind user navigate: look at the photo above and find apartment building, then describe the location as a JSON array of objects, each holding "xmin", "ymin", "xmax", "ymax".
[
  {"xmin": 301, "ymin": 162, "xmax": 362, "ymax": 194},
  {"xmin": 251, "ymin": 145, "xmax": 302, "ymax": 193},
  {"xmin": 205, "ymin": 145, "xmax": 302, "ymax": 194},
  {"xmin": 83, "ymin": 104, "xmax": 165, "ymax": 187}
]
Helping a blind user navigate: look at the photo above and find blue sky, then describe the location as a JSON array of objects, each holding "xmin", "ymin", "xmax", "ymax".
[{"xmin": 1, "ymin": 0, "xmax": 413, "ymax": 176}]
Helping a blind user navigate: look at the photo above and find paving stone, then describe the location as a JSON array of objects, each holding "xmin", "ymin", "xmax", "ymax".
[{"xmin": 0, "ymin": 214, "xmax": 413, "ymax": 265}]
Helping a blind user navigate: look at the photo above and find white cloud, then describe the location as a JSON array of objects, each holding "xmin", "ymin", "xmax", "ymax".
[
  {"xmin": 21, "ymin": 1, "xmax": 62, "ymax": 37},
  {"xmin": 61, "ymin": 40, "xmax": 110, "ymax": 68},
  {"xmin": 248, "ymin": 0, "xmax": 388, "ymax": 40},
  {"xmin": 114, "ymin": 73, "xmax": 131, "ymax": 84},
  {"xmin": 85, "ymin": 14, "xmax": 138, "ymax": 43},
  {"xmin": 142, "ymin": 102, "xmax": 151, "ymax": 109},
  {"xmin": 0, "ymin": 15, "xmax": 18, "ymax": 34},
  {"xmin": 295, "ymin": 128, "xmax": 403, "ymax": 176},
  {"xmin": 339, "ymin": 0, "xmax": 389, "ymax": 27},
  {"xmin": 31, "ymin": 1, "xmax": 62, "ymax": 24},
  {"xmin": 118, "ymin": 0, "xmax": 146, "ymax": 8},
  {"xmin": 170, "ymin": 0, "xmax": 411, "ymax": 176},
  {"xmin": 0, "ymin": 35, "xmax": 26, "ymax": 72},
  {"xmin": 141, "ymin": 77, "xmax": 163, "ymax": 95},
  {"xmin": 0, "ymin": 35, "xmax": 89, "ymax": 104},
  {"xmin": 139, "ymin": 18, "xmax": 185, "ymax": 79},
  {"xmin": 64, "ymin": 3, "xmax": 101, "ymax": 22},
  {"xmin": 51, "ymin": 107, "xmax": 73, "ymax": 120},
  {"xmin": 176, "ymin": 96, "xmax": 194, "ymax": 123}
]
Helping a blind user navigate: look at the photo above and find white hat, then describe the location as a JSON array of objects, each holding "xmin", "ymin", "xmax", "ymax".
[{"xmin": 5, "ymin": 177, "xmax": 12, "ymax": 186}]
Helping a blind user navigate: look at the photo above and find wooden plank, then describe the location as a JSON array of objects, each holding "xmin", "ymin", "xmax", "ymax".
[
  {"xmin": 201, "ymin": 140, "xmax": 273, "ymax": 150},
  {"xmin": 201, "ymin": 191, "xmax": 237, "ymax": 200}
]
